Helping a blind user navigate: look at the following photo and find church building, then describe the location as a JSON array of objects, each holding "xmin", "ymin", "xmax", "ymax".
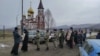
[{"xmin": 21, "ymin": 0, "xmax": 45, "ymax": 30}]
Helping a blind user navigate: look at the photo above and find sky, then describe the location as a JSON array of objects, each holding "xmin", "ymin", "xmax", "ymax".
[{"xmin": 0, "ymin": 0, "xmax": 100, "ymax": 28}]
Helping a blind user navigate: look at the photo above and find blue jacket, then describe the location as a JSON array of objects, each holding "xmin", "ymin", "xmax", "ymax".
[{"xmin": 13, "ymin": 30, "xmax": 21, "ymax": 43}]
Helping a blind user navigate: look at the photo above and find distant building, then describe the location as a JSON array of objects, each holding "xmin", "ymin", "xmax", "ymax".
[{"xmin": 21, "ymin": 0, "xmax": 45, "ymax": 30}]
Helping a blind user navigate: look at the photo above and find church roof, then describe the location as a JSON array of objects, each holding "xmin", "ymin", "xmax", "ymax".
[
  {"xmin": 38, "ymin": 0, "xmax": 44, "ymax": 9},
  {"xmin": 28, "ymin": 7, "xmax": 34, "ymax": 14},
  {"xmin": 28, "ymin": 1, "xmax": 34, "ymax": 14}
]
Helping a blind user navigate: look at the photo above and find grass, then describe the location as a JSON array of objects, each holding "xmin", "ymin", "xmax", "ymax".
[
  {"xmin": 0, "ymin": 30, "xmax": 13, "ymax": 38},
  {"xmin": 0, "ymin": 30, "xmax": 13, "ymax": 44},
  {"xmin": 0, "ymin": 37, "xmax": 13, "ymax": 46}
]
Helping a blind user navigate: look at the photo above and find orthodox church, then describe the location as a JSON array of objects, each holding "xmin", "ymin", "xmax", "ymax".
[{"xmin": 21, "ymin": 0, "xmax": 45, "ymax": 30}]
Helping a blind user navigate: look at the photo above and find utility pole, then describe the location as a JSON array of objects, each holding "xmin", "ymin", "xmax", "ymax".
[
  {"xmin": 3, "ymin": 25, "xmax": 5, "ymax": 39},
  {"xmin": 21, "ymin": 0, "xmax": 23, "ymax": 35}
]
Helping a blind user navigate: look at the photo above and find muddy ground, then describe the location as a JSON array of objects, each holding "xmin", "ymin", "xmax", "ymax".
[{"xmin": 0, "ymin": 37, "xmax": 79, "ymax": 56}]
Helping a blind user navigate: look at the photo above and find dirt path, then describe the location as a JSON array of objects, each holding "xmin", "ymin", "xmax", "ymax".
[{"xmin": 0, "ymin": 41, "xmax": 79, "ymax": 56}]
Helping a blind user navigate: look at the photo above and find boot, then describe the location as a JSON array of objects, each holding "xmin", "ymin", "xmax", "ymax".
[
  {"xmin": 36, "ymin": 48, "xmax": 40, "ymax": 51},
  {"xmin": 46, "ymin": 47, "xmax": 49, "ymax": 51}
]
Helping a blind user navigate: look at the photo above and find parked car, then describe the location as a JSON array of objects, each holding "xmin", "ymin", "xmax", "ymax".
[
  {"xmin": 49, "ymin": 32, "xmax": 55, "ymax": 42},
  {"xmin": 79, "ymin": 39, "xmax": 100, "ymax": 56},
  {"xmin": 28, "ymin": 30, "xmax": 45, "ymax": 44},
  {"xmin": 28, "ymin": 30, "xmax": 36, "ymax": 43}
]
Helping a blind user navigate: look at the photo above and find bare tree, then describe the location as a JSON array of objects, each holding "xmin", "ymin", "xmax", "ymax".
[{"xmin": 45, "ymin": 9, "xmax": 56, "ymax": 29}]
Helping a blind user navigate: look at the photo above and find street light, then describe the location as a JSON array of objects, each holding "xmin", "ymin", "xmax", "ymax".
[{"xmin": 21, "ymin": 0, "xmax": 23, "ymax": 35}]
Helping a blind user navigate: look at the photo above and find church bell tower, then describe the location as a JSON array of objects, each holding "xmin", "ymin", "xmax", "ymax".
[{"xmin": 37, "ymin": 0, "xmax": 45, "ymax": 29}]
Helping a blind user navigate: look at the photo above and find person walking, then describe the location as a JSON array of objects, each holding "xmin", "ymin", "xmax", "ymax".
[
  {"xmin": 11, "ymin": 27, "xmax": 21, "ymax": 56},
  {"xmin": 58, "ymin": 29, "xmax": 65, "ymax": 48},
  {"xmin": 96, "ymin": 31, "xmax": 100, "ymax": 39},
  {"xmin": 82, "ymin": 29, "xmax": 87, "ymax": 42},
  {"xmin": 44, "ymin": 29, "xmax": 49, "ymax": 50},
  {"xmin": 73, "ymin": 30, "xmax": 78, "ymax": 45},
  {"xmin": 66, "ymin": 27, "xmax": 74, "ymax": 49},
  {"xmin": 21, "ymin": 29, "xmax": 28, "ymax": 52},
  {"xmin": 52, "ymin": 29, "xmax": 58, "ymax": 48},
  {"xmin": 35, "ymin": 30, "xmax": 40, "ymax": 51},
  {"xmin": 77, "ymin": 30, "xmax": 83, "ymax": 46}
]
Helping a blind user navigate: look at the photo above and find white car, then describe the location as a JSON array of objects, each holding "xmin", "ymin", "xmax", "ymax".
[
  {"xmin": 28, "ymin": 30, "xmax": 36, "ymax": 42},
  {"xmin": 28, "ymin": 30, "xmax": 45, "ymax": 44}
]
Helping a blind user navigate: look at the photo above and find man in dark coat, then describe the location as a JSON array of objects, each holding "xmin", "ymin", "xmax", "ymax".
[
  {"xmin": 58, "ymin": 29, "xmax": 65, "ymax": 48},
  {"xmin": 96, "ymin": 31, "xmax": 100, "ymax": 39},
  {"xmin": 73, "ymin": 31, "xmax": 78, "ymax": 45},
  {"xmin": 11, "ymin": 27, "xmax": 21, "ymax": 56},
  {"xmin": 77, "ymin": 30, "xmax": 83, "ymax": 46},
  {"xmin": 21, "ymin": 29, "xmax": 28, "ymax": 52},
  {"xmin": 82, "ymin": 29, "xmax": 87, "ymax": 42}
]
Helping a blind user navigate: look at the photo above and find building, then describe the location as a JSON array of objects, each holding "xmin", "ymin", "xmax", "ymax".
[{"xmin": 21, "ymin": 0, "xmax": 45, "ymax": 30}]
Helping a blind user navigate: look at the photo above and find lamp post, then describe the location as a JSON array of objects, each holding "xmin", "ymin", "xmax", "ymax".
[{"xmin": 21, "ymin": 0, "xmax": 23, "ymax": 35}]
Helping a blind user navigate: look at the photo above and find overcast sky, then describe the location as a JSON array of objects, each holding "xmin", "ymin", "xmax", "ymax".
[{"xmin": 0, "ymin": 0, "xmax": 100, "ymax": 28}]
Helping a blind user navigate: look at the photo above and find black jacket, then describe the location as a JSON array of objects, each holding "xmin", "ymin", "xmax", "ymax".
[{"xmin": 13, "ymin": 30, "xmax": 21, "ymax": 43}]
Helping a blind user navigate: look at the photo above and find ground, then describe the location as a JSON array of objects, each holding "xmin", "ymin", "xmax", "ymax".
[{"xmin": 0, "ymin": 37, "xmax": 79, "ymax": 56}]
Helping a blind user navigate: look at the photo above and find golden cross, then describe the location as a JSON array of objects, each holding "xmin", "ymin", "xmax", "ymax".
[{"xmin": 30, "ymin": 0, "xmax": 32, "ymax": 7}]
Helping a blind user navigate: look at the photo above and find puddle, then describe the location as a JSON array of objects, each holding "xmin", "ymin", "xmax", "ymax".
[{"xmin": 0, "ymin": 43, "xmax": 10, "ymax": 48}]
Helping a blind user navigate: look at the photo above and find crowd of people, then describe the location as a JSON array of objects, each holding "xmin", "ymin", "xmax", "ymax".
[{"xmin": 11, "ymin": 27, "xmax": 100, "ymax": 56}]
